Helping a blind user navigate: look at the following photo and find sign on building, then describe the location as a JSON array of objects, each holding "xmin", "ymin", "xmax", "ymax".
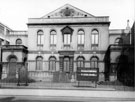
[{"xmin": 77, "ymin": 67, "xmax": 99, "ymax": 87}]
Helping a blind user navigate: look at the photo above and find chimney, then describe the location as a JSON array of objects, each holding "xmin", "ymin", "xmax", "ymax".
[{"xmin": 126, "ymin": 19, "xmax": 130, "ymax": 30}]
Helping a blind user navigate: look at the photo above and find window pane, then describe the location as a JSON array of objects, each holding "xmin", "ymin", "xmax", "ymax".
[
  {"xmin": 81, "ymin": 35, "xmax": 84, "ymax": 44},
  {"xmin": 92, "ymin": 35, "xmax": 95, "ymax": 44},
  {"xmin": 50, "ymin": 30, "xmax": 57, "ymax": 45},
  {"xmin": 92, "ymin": 30, "xmax": 99, "ymax": 45},
  {"xmin": 50, "ymin": 61, "xmax": 53, "ymax": 70},
  {"xmin": 90, "ymin": 57, "xmax": 98, "ymax": 68},
  {"xmin": 64, "ymin": 35, "xmax": 66, "ymax": 44},
  {"xmin": 36, "ymin": 57, "xmax": 43, "ymax": 70},
  {"xmin": 49, "ymin": 57, "xmax": 56, "ymax": 71},
  {"xmin": 64, "ymin": 34, "xmax": 70, "ymax": 44},
  {"xmin": 95, "ymin": 62, "xmax": 98, "ymax": 68},
  {"xmin": 52, "ymin": 61, "xmax": 55, "ymax": 70},
  {"xmin": 91, "ymin": 62, "xmax": 94, "ymax": 68},
  {"xmin": 37, "ymin": 30, "xmax": 43, "ymax": 45},
  {"xmin": 38, "ymin": 31, "xmax": 43, "ymax": 35},
  {"xmin": 78, "ymin": 35, "xmax": 81, "ymax": 44},
  {"xmin": 50, "ymin": 35, "xmax": 53, "ymax": 44},
  {"xmin": 68, "ymin": 34, "xmax": 70, "ymax": 44},
  {"xmin": 77, "ymin": 57, "xmax": 84, "ymax": 68},
  {"xmin": 78, "ymin": 30, "xmax": 84, "ymax": 45},
  {"xmin": 41, "ymin": 35, "xmax": 44, "ymax": 44},
  {"xmin": 92, "ymin": 30, "xmax": 98, "ymax": 34},
  {"xmin": 54, "ymin": 35, "xmax": 57, "ymax": 44},
  {"xmin": 39, "ymin": 61, "xmax": 43, "ymax": 70},
  {"xmin": 80, "ymin": 61, "xmax": 84, "ymax": 67},
  {"xmin": 95, "ymin": 34, "xmax": 98, "ymax": 44},
  {"xmin": 37, "ymin": 35, "xmax": 41, "ymax": 44},
  {"xmin": 16, "ymin": 39, "xmax": 22, "ymax": 45}
]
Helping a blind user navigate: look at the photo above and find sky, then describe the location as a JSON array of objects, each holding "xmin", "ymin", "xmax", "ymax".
[{"xmin": 0, "ymin": 0, "xmax": 134, "ymax": 30}]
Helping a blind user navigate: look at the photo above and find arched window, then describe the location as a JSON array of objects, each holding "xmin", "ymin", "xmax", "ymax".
[
  {"xmin": 64, "ymin": 57, "xmax": 70, "ymax": 72},
  {"xmin": 50, "ymin": 30, "xmax": 57, "ymax": 46},
  {"xmin": 91, "ymin": 29, "xmax": 99, "ymax": 46},
  {"xmin": 37, "ymin": 30, "xmax": 44, "ymax": 45},
  {"xmin": 114, "ymin": 37, "xmax": 123, "ymax": 44},
  {"xmin": 49, "ymin": 56, "xmax": 56, "ymax": 71},
  {"xmin": 78, "ymin": 30, "xmax": 84, "ymax": 49},
  {"xmin": 36, "ymin": 56, "xmax": 43, "ymax": 70},
  {"xmin": 77, "ymin": 56, "xmax": 85, "ymax": 68},
  {"xmin": 78, "ymin": 30, "xmax": 84, "ymax": 44},
  {"xmin": 16, "ymin": 38, "xmax": 22, "ymax": 45},
  {"xmin": 90, "ymin": 56, "xmax": 99, "ymax": 68}
]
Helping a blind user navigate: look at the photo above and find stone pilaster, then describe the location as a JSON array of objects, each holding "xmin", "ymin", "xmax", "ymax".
[
  {"xmin": 59, "ymin": 56, "xmax": 64, "ymax": 72},
  {"xmin": 69, "ymin": 56, "xmax": 74, "ymax": 72}
]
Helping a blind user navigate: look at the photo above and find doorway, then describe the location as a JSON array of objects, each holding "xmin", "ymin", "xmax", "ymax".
[
  {"xmin": 8, "ymin": 56, "xmax": 17, "ymax": 79},
  {"xmin": 63, "ymin": 57, "xmax": 70, "ymax": 72}
]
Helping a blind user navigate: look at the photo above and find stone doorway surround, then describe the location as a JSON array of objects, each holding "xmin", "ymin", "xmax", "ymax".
[{"xmin": 58, "ymin": 50, "xmax": 74, "ymax": 72}]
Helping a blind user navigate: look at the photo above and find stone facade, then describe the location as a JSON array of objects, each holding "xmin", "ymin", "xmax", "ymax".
[{"xmin": 0, "ymin": 4, "xmax": 132, "ymax": 82}]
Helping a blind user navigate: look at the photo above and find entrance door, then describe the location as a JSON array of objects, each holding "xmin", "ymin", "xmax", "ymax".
[
  {"xmin": 63, "ymin": 57, "xmax": 70, "ymax": 72},
  {"xmin": 8, "ymin": 57, "xmax": 17, "ymax": 79}
]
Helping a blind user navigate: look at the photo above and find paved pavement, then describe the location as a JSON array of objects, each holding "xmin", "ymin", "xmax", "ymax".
[
  {"xmin": 0, "ymin": 89, "xmax": 135, "ymax": 99},
  {"xmin": 1, "ymin": 81, "xmax": 134, "ymax": 91},
  {"xmin": 0, "ymin": 95, "xmax": 135, "ymax": 102}
]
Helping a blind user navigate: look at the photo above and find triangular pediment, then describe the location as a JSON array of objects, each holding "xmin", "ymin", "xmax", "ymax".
[
  {"xmin": 42, "ymin": 4, "xmax": 95, "ymax": 18},
  {"xmin": 61, "ymin": 26, "xmax": 73, "ymax": 34}
]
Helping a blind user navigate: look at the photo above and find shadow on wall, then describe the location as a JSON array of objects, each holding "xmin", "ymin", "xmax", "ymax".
[{"xmin": 117, "ymin": 52, "xmax": 134, "ymax": 86}]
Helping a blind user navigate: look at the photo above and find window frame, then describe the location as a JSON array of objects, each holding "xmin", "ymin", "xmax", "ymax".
[
  {"xmin": 114, "ymin": 37, "xmax": 123, "ymax": 45},
  {"xmin": 77, "ymin": 56, "xmax": 85, "ymax": 68},
  {"xmin": 37, "ymin": 30, "xmax": 44, "ymax": 46},
  {"xmin": 78, "ymin": 30, "xmax": 85, "ymax": 45},
  {"xmin": 78, "ymin": 29, "xmax": 85, "ymax": 50},
  {"xmin": 36, "ymin": 56, "xmax": 43, "ymax": 71},
  {"xmin": 61, "ymin": 26, "xmax": 73, "ymax": 48},
  {"xmin": 90, "ymin": 56, "xmax": 99, "ymax": 68},
  {"xmin": 50, "ymin": 30, "xmax": 57, "ymax": 46},
  {"xmin": 16, "ymin": 38, "xmax": 22, "ymax": 45},
  {"xmin": 63, "ymin": 33, "xmax": 71, "ymax": 45},
  {"xmin": 91, "ymin": 29, "xmax": 99, "ymax": 46},
  {"xmin": 49, "ymin": 56, "xmax": 56, "ymax": 72}
]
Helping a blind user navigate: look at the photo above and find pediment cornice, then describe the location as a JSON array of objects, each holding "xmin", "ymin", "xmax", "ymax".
[{"xmin": 42, "ymin": 4, "xmax": 95, "ymax": 18}]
